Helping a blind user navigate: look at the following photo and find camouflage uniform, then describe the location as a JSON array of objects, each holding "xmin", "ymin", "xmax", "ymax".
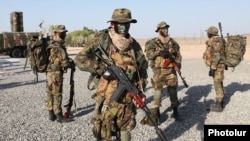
[
  {"xmin": 142, "ymin": 22, "xmax": 182, "ymax": 124},
  {"xmin": 45, "ymin": 25, "xmax": 71, "ymax": 122},
  {"xmin": 75, "ymin": 8, "xmax": 148, "ymax": 141},
  {"xmin": 203, "ymin": 26, "xmax": 226, "ymax": 112},
  {"xmin": 26, "ymin": 36, "xmax": 38, "ymax": 72}
]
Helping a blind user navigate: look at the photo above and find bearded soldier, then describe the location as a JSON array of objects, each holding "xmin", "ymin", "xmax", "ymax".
[
  {"xmin": 203, "ymin": 26, "xmax": 226, "ymax": 112},
  {"xmin": 141, "ymin": 21, "xmax": 182, "ymax": 125},
  {"xmin": 75, "ymin": 8, "xmax": 148, "ymax": 141}
]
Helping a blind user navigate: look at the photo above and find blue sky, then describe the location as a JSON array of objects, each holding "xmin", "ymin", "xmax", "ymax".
[{"xmin": 1, "ymin": 0, "xmax": 249, "ymax": 38}]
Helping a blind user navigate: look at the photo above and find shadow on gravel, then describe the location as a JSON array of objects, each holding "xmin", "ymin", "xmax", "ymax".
[
  {"xmin": 151, "ymin": 84, "xmax": 214, "ymax": 141},
  {"xmin": 1, "ymin": 64, "xmax": 23, "ymax": 71},
  {"xmin": 224, "ymin": 82, "xmax": 250, "ymax": 107},
  {"xmin": 73, "ymin": 104, "xmax": 95, "ymax": 117},
  {"xmin": 0, "ymin": 80, "xmax": 45, "ymax": 90}
]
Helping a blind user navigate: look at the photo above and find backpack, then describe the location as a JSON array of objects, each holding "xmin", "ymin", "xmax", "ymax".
[
  {"xmin": 32, "ymin": 38, "xmax": 49, "ymax": 72},
  {"xmin": 225, "ymin": 35, "xmax": 247, "ymax": 68}
]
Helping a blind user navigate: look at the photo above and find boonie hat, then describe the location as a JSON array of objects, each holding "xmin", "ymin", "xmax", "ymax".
[
  {"xmin": 53, "ymin": 25, "xmax": 68, "ymax": 33},
  {"xmin": 155, "ymin": 21, "xmax": 170, "ymax": 32},
  {"xmin": 107, "ymin": 8, "xmax": 137, "ymax": 23}
]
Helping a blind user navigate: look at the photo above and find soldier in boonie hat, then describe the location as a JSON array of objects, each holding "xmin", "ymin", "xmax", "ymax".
[
  {"xmin": 53, "ymin": 25, "xmax": 68, "ymax": 40},
  {"xmin": 140, "ymin": 20, "xmax": 182, "ymax": 124},
  {"xmin": 53, "ymin": 25, "xmax": 68, "ymax": 33},
  {"xmin": 108, "ymin": 8, "xmax": 137, "ymax": 37},
  {"xmin": 107, "ymin": 8, "xmax": 137, "ymax": 23},
  {"xmin": 155, "ymin": 21, "xmax": 170, "ymax": 32}
]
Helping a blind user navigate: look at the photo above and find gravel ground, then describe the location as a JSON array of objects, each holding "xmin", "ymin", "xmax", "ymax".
[{"xmin": 1, "ymin": 54, "xmax": 250, "ymax": 141}]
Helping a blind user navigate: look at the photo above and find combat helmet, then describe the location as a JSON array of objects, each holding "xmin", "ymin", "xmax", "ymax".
[
  {"xmin": 155, "ymin": 21, "xmax": 170, "ymax": 32},
  {"xmin": 206, "ymin": 26, "xmax": 218, "ymax": 35},
  {"xmin": 53, "ymin": 25, "xmax": 68, "ymax": 33},
  {"xmin": 107, "ymin": 8, "xmax": 137, "ymax": 23}
]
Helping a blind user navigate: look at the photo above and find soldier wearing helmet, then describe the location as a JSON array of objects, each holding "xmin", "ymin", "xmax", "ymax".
[
  {"xmin": 141, "ymin": 21, "xmax": 182, "ymax": 125},
  {"xmin": 203, "ymin": 26, "xmax": 226, "ymax": 112},
  {"xmin": 75, "ymin": 8, "xmax": 148, "ymax": 141},
  {"xmin": 206, "ymin": 26, "xmax": 219, "ymax": 35}
]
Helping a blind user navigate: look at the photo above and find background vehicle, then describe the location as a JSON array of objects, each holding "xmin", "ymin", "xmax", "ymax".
[
  {"xmin": 0, "ymin": 11, "xmax": 39, "ymax": 58},
  {"xmin": 0, "ymin": 32, "xmax": 39, "ymax": 58}
]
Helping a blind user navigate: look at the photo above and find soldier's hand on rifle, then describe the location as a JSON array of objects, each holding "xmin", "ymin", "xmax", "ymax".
[
  {"xmin": 103, "ymin": 67, "xmax": 116, "ymax": 80},
  {"xmin": 159, "ymin": 50, "xmax": 170, "ymax": 59},
  {"xmin": 208, "ymin": 68, "xmax": 216, "ymax": 77},
  {"xmin": 131, "ymin": 92, "xmax": 146, "ymax": 108}
]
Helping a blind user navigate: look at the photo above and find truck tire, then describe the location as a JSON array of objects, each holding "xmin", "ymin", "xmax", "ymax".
[
  {"xmin": 22, "ymin": 49, "xmax": 28, "ymax": 57},
  {"xmin": 11, "ymin": 48, "xmax": 22, "ymax": 58}
]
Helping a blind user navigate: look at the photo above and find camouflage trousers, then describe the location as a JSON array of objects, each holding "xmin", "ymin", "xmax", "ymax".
[
  {"xmin": 213, "ymin": 69, "xmax": 225, "ymax": 102},
  {"xmin": 45, "ymin": 71, "xmax": 63, "ymax": 114},
  {"xmin": 151, "ymin": 68, "xmax": 179, "ymax": 107},
  {"xmin": 92, "ymin": 95, "xmax": 136, "ymax": 140}
]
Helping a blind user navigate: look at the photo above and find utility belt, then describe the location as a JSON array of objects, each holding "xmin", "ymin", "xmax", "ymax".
[{"xmin": 92, "ymin": 100, "xmax": 134, "ymax": 140}]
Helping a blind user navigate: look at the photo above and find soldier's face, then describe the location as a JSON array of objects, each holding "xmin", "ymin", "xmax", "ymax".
[
  {"xmin": 114, "ymin": 22, "xmax": 130, "ymax": 37},
  {"xmin": 160, "ymin": 27, "xmax": 169, "ymax": 37},
  {"xmin": 59, "ymin": 32, "xmax": 67, "ymax": 40}
]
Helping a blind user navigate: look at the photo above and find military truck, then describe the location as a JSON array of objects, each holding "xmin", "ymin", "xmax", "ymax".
[{"xmin": 0, "ymin": 32, "xmax": 39, "ymax": 58}]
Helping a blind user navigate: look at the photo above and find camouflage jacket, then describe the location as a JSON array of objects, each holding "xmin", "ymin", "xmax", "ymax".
[
  {"xmin": 204, "ymin": 36, "xmax": 225, "ymax": 69},
  {"xmin": 145, "ymin": 37, "xmax": 182, "ymax": 68},
  {"xmin": 75, "ymin": 29, "xmax": 148, "ymax": 90},
  {"xmin": 46, "ymin": 39, "xmax": 70, "ymax": 72}
]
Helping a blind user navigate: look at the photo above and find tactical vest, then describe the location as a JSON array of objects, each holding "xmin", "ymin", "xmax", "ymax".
[
  {"xmin": 145, "ymin": 37, "xmax": 180, "ymax": 68},
  {"xmin": 46, "ymin": 40, "xmax": 69, "ymax": 72}
]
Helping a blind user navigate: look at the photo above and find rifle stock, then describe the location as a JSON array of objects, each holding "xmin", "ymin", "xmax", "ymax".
[{"xmin": 94, "ymin": 46, "xmax": 168, "ymax": 141}]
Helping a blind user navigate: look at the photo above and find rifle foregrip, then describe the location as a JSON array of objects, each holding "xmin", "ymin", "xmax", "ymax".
[{"xmin": 130, "ymin": 92, "xmax": 145, "ymax": 108}]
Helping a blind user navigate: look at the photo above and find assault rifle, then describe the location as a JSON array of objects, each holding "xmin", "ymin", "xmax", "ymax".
[
  {"xmin": 218, "ymin": 22, "xmax": 223, "ymax": 38},
  {"xmin": 162, "ymin": 50, "xmax": 189, "ymax": 88},
  {"xmin": 94, "ymin": 46, "xmax": 168, "ymax": 141},
  {"xmin": 218, "ymin": 22, "xmax": 228, "ymax": 70},
  {"xmin": 64, "ymin": 59, "xmax": 76, "ymax": 118}
]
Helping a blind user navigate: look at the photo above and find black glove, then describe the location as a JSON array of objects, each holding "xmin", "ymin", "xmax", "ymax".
[
  {"xmin": 159, "ymin": 50, "xmax": 169, "ymax": 59},
  {"xmin": 208, "ymin": 68, "xmax": 216, "ymax": 77},
  {"xmin": 102, "ymin": 67, "xmax": 116, "ymax": 80}
]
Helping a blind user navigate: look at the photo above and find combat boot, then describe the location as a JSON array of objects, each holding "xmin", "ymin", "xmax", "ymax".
[
  {"xmin": 56, "ymin": 112, "xmax": 68, "ymax": 123},
  {"xmin": 172, "ymin": 107, "xmax": 179, "ymax": 121},
  {"xmin": 210, "ymin": 101, "xmax": 223, "ymax": 112},
  {"xmin": 49, "ymin": 110, "xmax": 56, "ymax": 121},
  {"xmin": 140, "ymin": 107, "xmax": 160, "ymax": 126}
]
